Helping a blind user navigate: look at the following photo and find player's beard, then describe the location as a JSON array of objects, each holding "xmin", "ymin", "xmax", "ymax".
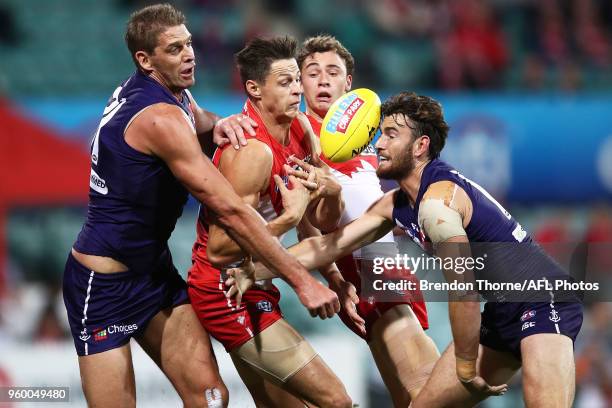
[{"xmin": 376, "ymin": 148, "xmax": 414, "ymax": 180}]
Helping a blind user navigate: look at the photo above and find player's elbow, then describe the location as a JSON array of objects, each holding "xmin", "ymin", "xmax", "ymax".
[
  {"xmin": 216, "ymin": 203, "xmax": 257, "ymax": 239},
  {"xmin": 210, "ymin": 198, "xmax": 245, "ymax": 229}
]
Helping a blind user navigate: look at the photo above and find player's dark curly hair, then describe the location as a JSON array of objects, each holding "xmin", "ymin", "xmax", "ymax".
[
  {"xmin": 297, "ymin": 35, "xmax": 354, "ymax": 76},
  {"xmin": 381, "ymin": 92, "xmax": 450, "ymax": 159},
  {"xmin": 125, "ymin": 3, "xmax": 186, "ymax": 69},
  {"xmin": 235, "ymin": 36, "xmax": 298, "ymax": 87}
]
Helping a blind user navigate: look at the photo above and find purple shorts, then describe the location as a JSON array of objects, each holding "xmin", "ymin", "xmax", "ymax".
[
  {"xmin": 480, "ymin": 298, "xmax": 583, "ymax": 359},
  {"xmin": 62, "ymin": 252, "xmax": 188, "ymax": 356}
]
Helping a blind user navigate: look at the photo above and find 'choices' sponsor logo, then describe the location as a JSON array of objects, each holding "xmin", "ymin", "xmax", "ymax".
[
  {"xmin": 108, "ymin": 323, "xmax": 138, "ymax": 335},
  {"xmin": 92, "ymin": 323, "xmax": 138, "ymax": 341}
]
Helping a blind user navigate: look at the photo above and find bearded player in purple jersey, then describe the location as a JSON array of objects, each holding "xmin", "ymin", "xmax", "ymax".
[
  {"xmin": 62, "ymin": 4, "xmax": 339, "ymax": 407},
  {"xmin": 227, "ymin": 91, "xmax": 583, "ymax": 407}
]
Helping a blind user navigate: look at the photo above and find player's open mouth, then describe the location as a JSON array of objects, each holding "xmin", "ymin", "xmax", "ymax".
[
  {"xmin": 379, "ymin": 157, "xmax": 391, "ymax": 166},
  {"xmin": 180, "ymin": 66, "xmax": 194, "ymax": 78},
  {"xmin": 316, "ymin": 92, "xmax": 332, "ymax": 102}
]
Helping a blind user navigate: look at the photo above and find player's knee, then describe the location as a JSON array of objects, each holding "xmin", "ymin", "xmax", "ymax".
[
  {"xmin": 203, "ymin": 384, "xmax": 229, "ymax": 408},
  {"xmin": 182, "ymin": 379, "xmax": 228, "ymax": 408}
]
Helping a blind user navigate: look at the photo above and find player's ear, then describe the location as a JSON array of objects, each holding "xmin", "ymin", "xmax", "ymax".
[
  {"xmin": 345, "ymin": 74, "xmax": 352, "ymax": 92},
  {"xmin": 245, "ymin": 80, "xmax": 261, "ymax": 100},
  {"xmin": 135, "ymin": 51, "xmax": 153, "ymax": 72},
  {"xmin": 414, "ymin": 135, "xmax": 431, "ymax": 158}
]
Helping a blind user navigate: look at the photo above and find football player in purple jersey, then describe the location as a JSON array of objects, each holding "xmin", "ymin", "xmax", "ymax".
[{"xmin": 228, "ymin": 91, "xmax": 582, "ymax": 408}]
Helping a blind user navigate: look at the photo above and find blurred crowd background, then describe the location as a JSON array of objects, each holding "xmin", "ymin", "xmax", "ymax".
[
  {"xmin": 0, "ymin": 0, "xmax": 611, "ymax": 407},
  {"xmin": 1, "ymin": 0, "xmax": 612, "ymax": 95}
]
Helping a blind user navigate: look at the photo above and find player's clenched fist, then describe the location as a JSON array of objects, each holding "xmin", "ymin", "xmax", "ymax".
[{"xmin": 295, "ymin": 280, "xmax": 341, "ymax": 319}]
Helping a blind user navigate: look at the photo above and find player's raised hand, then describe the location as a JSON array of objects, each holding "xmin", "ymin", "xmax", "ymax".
[
  {"xmin": 295, "ymin": 279, "xmax": 341, "ymax": 320},
  {"xmin": 213, "ymin": 113, "xmax": 257, "ymax": 149},
  {"xmin": 224, "ymin": 257, "xmax": 256, "ymax": 308},
  {"xmin": 287, "ymin": 155, "xmax": 342, "ymax": 199},
  {"xmin": 273, "ymin": 174, "xmax": 312, "ymax": 225}
]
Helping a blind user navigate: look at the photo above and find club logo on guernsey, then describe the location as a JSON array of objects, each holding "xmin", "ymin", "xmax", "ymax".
[
  {"xmin": 395, "ymin": 219, "xmax": 425, "ymax": 249},
  {"xmin": 325, "ymin": 94, "xmax": 364, "ymax": 134}
]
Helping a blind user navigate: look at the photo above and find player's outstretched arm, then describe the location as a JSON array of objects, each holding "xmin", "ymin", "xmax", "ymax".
[
  {"xmin": 207, "ymin": 140, "xmax": 311, "ymax": 266},
  {"xmin": 283, "ymin": 191, "xmax": 394, "ymax": 273},
  {"xmin": 232, "ymin": 190, "xmax": 396, "ymax": 282},
  {"xmin": 127, "ymin": 103, "xmax": 331, "ymax": 302},
  {"xmin": 225, "ymin": 192, "xmax": 394, "ymax": 315},
  {"xmin": 420, "ymin": 181, "xmax": 508, "ymax": 396}
]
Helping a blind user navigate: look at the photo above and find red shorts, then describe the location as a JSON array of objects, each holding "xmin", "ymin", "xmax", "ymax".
[
  {"xmin": 335, "ymin": 255, "xmax": 429, "ymax": 342},
  {"xmin": 188, "ymin": 261, "xmax": 283, "ymax": 351}
]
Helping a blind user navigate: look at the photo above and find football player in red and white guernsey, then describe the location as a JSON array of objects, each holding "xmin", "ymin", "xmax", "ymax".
[
  {"xmin": 188, "ymin": 36, "xmax": 354, "ymax": 408},
  {"xmin": 296, "ymin": 35, "xmax": 440, "ymax": 406}
]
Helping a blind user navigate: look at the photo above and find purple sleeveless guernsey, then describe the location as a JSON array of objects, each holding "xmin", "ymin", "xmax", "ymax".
[
  {"xmin": 73, "ymin": 71, "xmax": 194, "ymax": 273},
  {"xmin": 393, "ymin": 159, "xmax": 570, "ymax": 301},
  {"xmin": 393, "ymin": 159, "xmax": 529, "ymax": 244}
]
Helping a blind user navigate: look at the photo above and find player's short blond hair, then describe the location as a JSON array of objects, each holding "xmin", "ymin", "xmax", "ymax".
[
  {"xmin": 125, "ymin": 3, "xmax": 186, "ymax": 69},
  {"xmin": 297, "ymin": 35, "xmax": 355, "ymax": 76}
]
